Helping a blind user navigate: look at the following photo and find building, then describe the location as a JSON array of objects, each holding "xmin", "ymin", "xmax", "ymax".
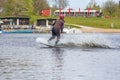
[
  {"xmin": 36, "ymin": 18, "xmax": 56, "ymax": 32},
  {"xmin": 54, "ymin": 9, "xmax": 102, "ymax": 17},
  {"xmin": 36, "ymin": 18, "xmax": 56, "ymax": 27},
  {"xmin": 0, "ymin": 16, "xmax": 30, "ymax": 29}
]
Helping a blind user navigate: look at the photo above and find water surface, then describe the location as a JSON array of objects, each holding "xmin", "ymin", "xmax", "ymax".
[{"xmin": 0, "ymin": 33, "xmax": 120, "ymax": 80}]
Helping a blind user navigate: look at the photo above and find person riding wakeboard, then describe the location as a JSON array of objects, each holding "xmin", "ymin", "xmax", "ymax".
[{"xmin": 48, "ymin": 14, "xmax": 65, "ymax": 45}]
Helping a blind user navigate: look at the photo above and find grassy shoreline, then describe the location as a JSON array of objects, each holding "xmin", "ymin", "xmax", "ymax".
[{"xmin": 65, "ymin": 17, "xmax": 120, "ymax": 29}]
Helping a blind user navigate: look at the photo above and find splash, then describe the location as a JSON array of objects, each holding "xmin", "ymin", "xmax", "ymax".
[
  {"xmin": 58, "ymin": 34, "xmax": 113, "ymax": 48},
  {"xmin": 36, "ymin": 33, "xmax": 118, "ymax": 48}
]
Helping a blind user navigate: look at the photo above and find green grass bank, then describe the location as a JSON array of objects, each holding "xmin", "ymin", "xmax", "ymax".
[{"xmin": 64, "ymin": 17, "xmax": 120, "ymax": 29}]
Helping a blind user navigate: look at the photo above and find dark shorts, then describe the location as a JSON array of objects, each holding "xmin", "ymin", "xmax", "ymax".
[{"xmin": 52, "ymin": 27, "xmax": 60, "ymax": 38}]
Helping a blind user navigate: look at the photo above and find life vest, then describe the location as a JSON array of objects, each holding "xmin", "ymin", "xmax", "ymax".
[{"xmin": 54, "ymin": 19, "xmax": 64, "ymax": 29}]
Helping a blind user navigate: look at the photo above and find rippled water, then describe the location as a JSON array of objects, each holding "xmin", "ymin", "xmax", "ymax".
[{"xmin": 0, "ymin": 33, "xmax": 120, "ymax": 80}]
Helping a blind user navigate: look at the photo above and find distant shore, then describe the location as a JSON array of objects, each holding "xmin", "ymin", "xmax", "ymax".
[
  {"xmin": 80, "ymin": 28, "xmax": 120, "ymax": 33},
  {"xmin": 67, "ymin": 24, "xmax": 120, "ymax": 33}
]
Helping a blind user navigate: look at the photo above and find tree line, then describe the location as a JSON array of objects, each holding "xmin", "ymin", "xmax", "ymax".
[
  {"xmin": 0, "ymin": 0, "xmax": 119, "ymax": 18},
  {"xmin": 88, "ymin": 0, "xmax": 120, "ymax": 17},
  {"xmin": 0, "ymin": 0, "xmax": 68, "ymax": 17}
]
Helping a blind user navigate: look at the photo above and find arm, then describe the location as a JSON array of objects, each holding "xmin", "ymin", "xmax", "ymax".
[
  {"xmin": 52, "ymin": 20, "xmax": 56, "ymax": 26},
  {"xmin": 60, "ymin": 22, "xmax": 64, "ymax": 33}
]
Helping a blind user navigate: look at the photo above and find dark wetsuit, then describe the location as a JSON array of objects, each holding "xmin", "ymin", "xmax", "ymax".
[
  {"xmin": 60, "ymin": 19, "xmax": 64, "ymax": 33},
  {"xmin": 0, "ymin": 24, "xmax": 1, "ymax": 30},
  {"xmin": 48, "ymin": 19, "xmax": 64, "ymax": 45}
]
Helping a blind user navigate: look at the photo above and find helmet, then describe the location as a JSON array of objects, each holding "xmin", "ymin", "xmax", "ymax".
[{"xmin": 59, "ymin": 14, "xmax": 64, "ymax": 19}]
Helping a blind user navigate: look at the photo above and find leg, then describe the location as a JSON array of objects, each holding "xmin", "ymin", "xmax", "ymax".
[
  {"xmin": 48, "ymin": 35, "xmax": 55, "ymax": 41},
  {"xmin": 48, "ymin": 27, "xmax": 56, "ymax": 41},
  {"xmin": 55, "ymin": 29, "xmax": 60, "ymax": 45},
  {"xmin": 55, "ymin": 36, "xmax": 60, "ymax": 45}
]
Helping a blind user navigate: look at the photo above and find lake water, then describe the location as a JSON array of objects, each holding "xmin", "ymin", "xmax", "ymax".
[{"xmin": 0, "ymin": 33, "xmax": 120, "ymax": 80}]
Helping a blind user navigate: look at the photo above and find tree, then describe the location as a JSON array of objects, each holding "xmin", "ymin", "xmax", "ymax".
[
  {"xmin": 87, "ymin": 0, "xmax": 101, "ymax": 10},
  {"xmin": 102, "ymin": 0, "xmax": 117, "ymax": 16},
  {"xmin": 88, "ymin": 0, "xmax": 95, "ymax": 8},
  {"xmin": 52, "ymin": 0, "xmax": 68, "ymax": 9},
  {"xmin": 1, "ymin": 0, "xmax": 34, "ymax": 17},
  {"xmin": 116, "ymin": 2, "xmax": 120, "ymax": 17},
  {"xmin": 3, "ymin": 0, "xmax": 13, "ymax": 16},
  {"xmin": 32, "ymin": 0, "xmax": 49, "ymax": 15},
  {"xmin": 0, "ymin": 0, "xmax": 7, "ymax": 7},
  {"xmin": 21, "ymin": 0, "xmax": 34, "ymax": 16},
  {"xmin": 92, "ymin": 3, "xmax": 101, "ymax": 11}
]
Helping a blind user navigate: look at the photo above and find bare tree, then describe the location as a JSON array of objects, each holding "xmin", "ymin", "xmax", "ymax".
[
  {"xmin": 102, "ymin": 0, "xmax": 117, "ymax": 16},
  {"xmin": 116, "ymin": 1, "xmax": 120, "ymax": 17},
  {"xmin": 88, "ymin": 0, "xmax": 95, "ymax": 8},
  {"xmin": 87, "ymin": 0, "xmax": 100, "ymax": 10},
  {"xmin": 53, "ymin": 0, "xmax": 68, "ymax": 9},
  {"xmin": 0, "ymin": 0, "xmax": 7, "ymax": 14},
  {"xmin": 0, "ymin": 0, "xmax": 7, "ymax": 7}
]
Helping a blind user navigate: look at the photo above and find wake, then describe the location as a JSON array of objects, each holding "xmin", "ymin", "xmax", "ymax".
[{"xmin": 36, "ymin": 33, "xmax": 119, "ymax": 48}]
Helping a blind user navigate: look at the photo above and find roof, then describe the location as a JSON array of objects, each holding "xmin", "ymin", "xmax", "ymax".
[
  {"xmin": 37, "ymin": 18, "xmax": 56, "ymax": 20},
  {"xmin": 55, "ymin": 9, "xmax": 98, "ymax": 13},
  {"xmin": 0, "ymin": 16, "xmax": 30, "ymax": 19}
]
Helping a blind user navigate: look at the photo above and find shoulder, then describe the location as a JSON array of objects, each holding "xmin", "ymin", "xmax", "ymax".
[
  {"xmin": 60, "ymin": 19, "xmax": 64, "ymax": 23},
  {"xmin": 56, "ymin": 19, "xmax": 64, "ymax": 23}
]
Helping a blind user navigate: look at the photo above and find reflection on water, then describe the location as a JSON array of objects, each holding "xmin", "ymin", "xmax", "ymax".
[{"xmin": 51, "ymin": 48, "xmax": 64, "ymax": 80}]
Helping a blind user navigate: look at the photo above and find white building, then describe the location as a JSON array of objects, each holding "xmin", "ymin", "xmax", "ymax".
[{"xmin": 54, "ymin": 9, "xmax": 102, "ymax": 17}]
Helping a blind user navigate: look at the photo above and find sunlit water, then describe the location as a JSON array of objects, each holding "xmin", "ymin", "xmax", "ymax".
[{"xmin": 0, "ymin": 33, "xmax": 120, "ymax": 80}]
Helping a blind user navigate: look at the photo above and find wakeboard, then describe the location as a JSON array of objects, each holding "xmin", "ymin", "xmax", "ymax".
[{"xmin": 36, "ymin": 38, "xmax": 61, "ymax": 48}]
